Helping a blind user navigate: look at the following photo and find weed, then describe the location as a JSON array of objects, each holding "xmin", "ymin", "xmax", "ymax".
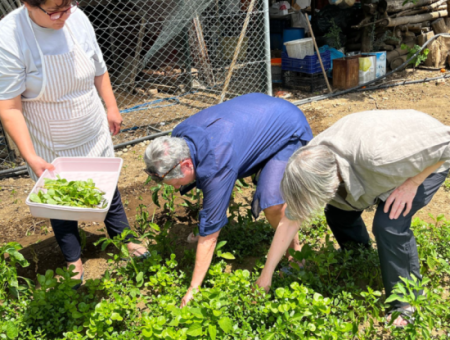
[
  {"xmin": 401, "ymin": 44, "xmax": 430, "ymax": 69},
  {"xmin": 180, "ymin": 188, "xmax": 202, "ymax": 220},
  {"xmin": 0, "ymin": 242, "xmax": 33, "ymax": 300},
  {"xmin": 149, "ymin": 183, "xmax": 177, "ymax": 218}
]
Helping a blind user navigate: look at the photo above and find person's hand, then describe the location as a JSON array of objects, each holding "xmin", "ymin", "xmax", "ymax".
[
  {"xmin": 255, "ymin": 276, "xmax": 271, "ymax": 294},
  {"xmin": 27, "ymin": 155, "xmax": 55, "ymax": 178},
  {"xmin": 384, "ymin": 178, "xmax": 420, "ymax": 220},
  {"xmin": 180, "ymin": 287, "xmax": 197, "ymax": 308},
  {"xmin": 107, "ymin": 106, "xmax": 123, "ymax": 136}
]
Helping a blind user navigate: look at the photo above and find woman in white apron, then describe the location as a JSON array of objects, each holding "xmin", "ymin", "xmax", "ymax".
[{"xmin": 0, "ymin": 0, "xmax": 146, "ymax": 286}]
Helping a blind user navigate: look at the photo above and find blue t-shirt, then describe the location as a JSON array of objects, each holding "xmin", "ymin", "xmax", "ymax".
[{"xmin": 173, "ymin": 93, "xmax": 313, "ymax": 236}]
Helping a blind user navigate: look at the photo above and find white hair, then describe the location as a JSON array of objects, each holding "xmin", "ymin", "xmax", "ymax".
[
  {"xmin": 144, "ymin": 136, "xmax": 191, "ymax": 180},
  {"xmin": 281, "ymin": 145, "xmax": 340, "ymax": 223}
]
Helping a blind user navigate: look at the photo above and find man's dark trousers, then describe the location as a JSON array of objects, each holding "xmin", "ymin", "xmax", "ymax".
[{"xmin": 324, "ymin": 170, "xmax": 448, "ymax": 309}]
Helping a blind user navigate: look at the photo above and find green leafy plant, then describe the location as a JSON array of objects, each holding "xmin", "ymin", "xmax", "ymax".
[
  {"xmin": 324, "ymin": 19, "xmax": 342, "ymax": 50},
  {"xmin": 180, "ymin": 188, "xmax": 202, "ymax": 220},
  {"xmin": 386, "ymin": 275, "xmax": 446, "ymax": 340},
  {"xmin": 0, "ymin": 242, "xmax": 33, "ymax": 300},
  {"xmin": 149, "ymin": 183, "xmax": 177, "ymax": 218},
  {"xmin": 134, "ymin": 204, "xmax": 175, "ymax": 258},
  {"xmin": 3, "ymin": 182, "xmax": 450, "ymax": 339},
  {"xmin": 29, "ymin": 176, "xmax": 107, "ymax": 208},
  {"xmin": 401, "ymin": 44, "xmax": 430, "ymax": 68}
]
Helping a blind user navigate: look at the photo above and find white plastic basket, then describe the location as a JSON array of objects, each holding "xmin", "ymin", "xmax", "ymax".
[
  {"xmin": 284, "ymin": 38, "xmax": 314, "ymax": 59},
  {"xmin": 26, "ymin": 157, "xmax": 123, "ymax": 222}
]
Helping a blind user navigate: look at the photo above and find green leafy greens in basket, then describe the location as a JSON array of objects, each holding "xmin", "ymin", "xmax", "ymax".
[{"xmin": 29, "ymin": 176, "xmax": 108, "ymax": 209}]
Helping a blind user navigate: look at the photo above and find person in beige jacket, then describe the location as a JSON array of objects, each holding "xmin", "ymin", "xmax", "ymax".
[{"xmin": 255, "ymin": 109, "xmax": 450, "ymax": 328}]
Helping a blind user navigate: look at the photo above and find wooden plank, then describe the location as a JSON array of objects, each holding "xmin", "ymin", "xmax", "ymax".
[{"xmin": 219, "ymin": 0, "xmax": 257, "ymax": 103}]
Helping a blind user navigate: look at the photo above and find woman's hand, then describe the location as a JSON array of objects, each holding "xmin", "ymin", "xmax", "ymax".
[
  {"xmin": 255, "ymin": 276, "xmax": 271, "ymax": 294},
  {"xmin": 180, "ymin": 287, "xmax": 197, "ymax": 308},
  {"xmin": 384, "ymin": 178, "xmax": 420, "ymax": 219},
  {"xmin": 27, "ymin": 155, "xmax": 55, "ymax": 178},
  {"xmin": 107, "ymin": 107, "xmax": 123, "ymax": 136}
]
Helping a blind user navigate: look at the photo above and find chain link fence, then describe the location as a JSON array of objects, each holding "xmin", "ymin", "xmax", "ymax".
[{"xmin": 0, "ymin": 0, "xmax": 271, "ymax": 171}]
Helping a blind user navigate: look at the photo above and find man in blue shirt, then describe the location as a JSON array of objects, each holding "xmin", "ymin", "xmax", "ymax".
[{"xmin": 143, "ymin": 93, "xmax": 312, "ymax": 307}]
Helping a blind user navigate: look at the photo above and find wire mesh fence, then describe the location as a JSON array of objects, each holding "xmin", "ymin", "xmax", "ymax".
[
  {"xmin": 0, "ymin": 0, "xmax": 270, "ymax": 171},
  {"xmin": 0, "ymin": 126, "xmax": 15, "ymax": 171}
]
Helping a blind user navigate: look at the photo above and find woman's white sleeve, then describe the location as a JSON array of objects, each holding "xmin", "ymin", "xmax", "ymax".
[
  {"xmin": 82, "ymin": 12, "xmax": 107, "ymax": 76},
  {"xmin": 0, "ymin": 44, "xmax": 26, "ymax": 100}
]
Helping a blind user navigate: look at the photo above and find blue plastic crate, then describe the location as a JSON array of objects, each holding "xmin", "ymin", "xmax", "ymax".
[{"xmin": 282, "ymin": 51, "xmax": 331, "ymax": 75}]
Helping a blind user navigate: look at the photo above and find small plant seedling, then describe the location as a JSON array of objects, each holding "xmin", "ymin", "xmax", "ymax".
[
  {"xmin": 150, "ymin": 184, "xmax": 177, "ymax": 218},
  {"xmin": 401, "ymin": 44, "xmax": 429, "ymax": 69},
  {"xmin": 29, "ymin": 176, "xmax": 107, "ymax": 209}
]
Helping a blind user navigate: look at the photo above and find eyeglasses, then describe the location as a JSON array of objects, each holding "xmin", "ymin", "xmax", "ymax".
[
  {"xmin": 38, "ymin": 1, "xmax": 78, "ymax": 20},
  {"xmin": 144, "ymin": 160, "xmax": 184, "ymax": 183}
]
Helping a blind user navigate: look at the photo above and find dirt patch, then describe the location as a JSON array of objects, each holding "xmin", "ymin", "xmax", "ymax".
[{"xmin": 2, "ymin": 69, "xmax": 450, "ymax": 283}]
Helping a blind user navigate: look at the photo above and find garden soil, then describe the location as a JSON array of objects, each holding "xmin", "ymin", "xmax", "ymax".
[{"xmin": 1, "ymin": 69, "xmax": 450, "ymax": 284}]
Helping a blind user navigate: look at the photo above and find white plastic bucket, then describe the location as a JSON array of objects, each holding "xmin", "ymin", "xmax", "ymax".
[
  {"xmin": 284, "ymin": 38, "xmax": 314, "ymax": 59},
  {"xmin": 26, "ymin": 157, "xmax": 123, "ymax": 222}
]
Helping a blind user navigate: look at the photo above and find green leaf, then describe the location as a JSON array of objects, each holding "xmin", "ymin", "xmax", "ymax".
[
  {"xmin": 189, "ymin": 308, "xmax": 204, "ymax": 319},
  {"xmin": 150, "ymin": 223, "xmax": 160, "ymax": 232},
  {"xmin": 385, "ymin": 294, "xmax": 401, "ymax": 303},
  {"xmin": 186, "ymin": 323, "xmax": 202, "ymax": 337},
  {"xmin": 218, "ymin": 317, "xmax": 233, "ymax": 334},
  {"xmin": 152, "ymin": 190, "xmax": 160, "ymax": 207},
  {"xmin": 111, "ymin": 312, "xmax": 123, "ymax": 321},
  {"xmin": 216, "ymin": 241, "xmax": 227, "ymax": 250},
  {"xmin": 121, "ymin": 244, "xmax": 129, "ymax": 258},
  {"xmin": 263, "ymin": 333, "xmax": 276, "ymax": 340},
  {"xmin": 208, "ymin": 324, "xmax": 217, "ymax": 340},
  {"xmin": 6, "ymin": 321, "xmax": 18, "ymax": 339},
  {"xmin": 136, "ymin": 272, "xmax": 144, "ymax": 283},
  {"xmin": 337, "ymin": 322, "xmax": 352, "ymax": 332},
  {"xmin": 29, "ymin": 193, "xmax": 41, "ymax": 203},
  {"xmin": 220, "ymin": 252, "xmax": 235, "ymax": 260},
  {"xmin": 9, "ymin": 250, "xmax": 27, "ymax": 265},
  {"xmin": 308, "ymin": 323, "xmax": 316, "ymax": 331},
  {"xmin": 275, "ymin": 288, "xmax": 286, "ymax": 299}
]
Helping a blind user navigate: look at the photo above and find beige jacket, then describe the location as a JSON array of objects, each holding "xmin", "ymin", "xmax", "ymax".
[{"xmin": 309, "ymin": 110, "xmax": 450, "ymax": 211}]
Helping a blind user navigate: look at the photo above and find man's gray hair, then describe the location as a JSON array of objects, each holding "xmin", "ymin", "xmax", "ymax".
[
  {"xmin": 144, "ymin": 136, "xmax": 191, "ymax": 179},
  {"xmin": 281, "ymin": 145, "xmax": 340, "ymax": 223}
]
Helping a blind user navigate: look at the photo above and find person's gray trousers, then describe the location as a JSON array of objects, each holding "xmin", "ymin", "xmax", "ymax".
[{"xmin": 324, "ymin": 170, "xmax": 449, "ymax": 309}]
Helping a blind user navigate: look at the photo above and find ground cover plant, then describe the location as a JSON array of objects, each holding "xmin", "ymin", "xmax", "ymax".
[
  {"xmin": 29, "ymin": 177, "xmax": 107, "ymax": 209},
  {"xmin": 1, "ymin": 180, "xmax": 449, "ymax": 339}
]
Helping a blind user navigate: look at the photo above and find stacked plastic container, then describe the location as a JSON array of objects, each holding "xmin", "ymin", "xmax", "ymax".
[
  {"xmin": 281, "ymin": 38, "xmax": 331, "ymax": 93},
  {"xmin": 284, "ymin": 37, "xmax": 314, "ymax": 59}
]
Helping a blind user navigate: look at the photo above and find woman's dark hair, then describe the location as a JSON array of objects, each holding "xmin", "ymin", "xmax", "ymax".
[{"xmin": 22, "ymin": 0, "xmax": 73, "ymax": 9}]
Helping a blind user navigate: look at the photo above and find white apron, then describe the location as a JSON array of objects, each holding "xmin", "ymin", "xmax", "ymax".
[{"xmin": 22, "ymin": 14, "xmax": 114, "ymax": 181}]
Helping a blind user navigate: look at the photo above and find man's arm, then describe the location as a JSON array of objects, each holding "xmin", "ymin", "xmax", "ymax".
[
  {"xmin": 180, "ymin": 168, "xmax": 237, "ymax": 307},
  {"xmin": 256, "ymin": 211, "xmax": 300, "ymax": 292},
  {"xmin": 180, "ymin": 230, "xmax": 220, "ymax": 308},
  {"xmin": 384, "ymin": 161, "xmax": 445, "ymax": 219},
  {"xmin": 0, "ymin": 96, "xmax": 54, "ymax": 177},
  {"xmin": 94, "ymin": 71, "xmax": 122, "ymax": 136}
]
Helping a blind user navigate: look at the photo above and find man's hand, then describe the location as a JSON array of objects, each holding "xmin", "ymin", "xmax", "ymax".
[
  {"xmin": 27, "ymin": 155, "xmax": 55, "ymax": 178},
  {"xmin": 180, "ymin": 287, "xmax": 197, "ymax": 308},
  {"xmin": 384, "ymin": 178, "xmax": 419, "ymax": 219},
  {"xmin": 107, "ymin": 107, "xmax": 123, "ymax": 136}
]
